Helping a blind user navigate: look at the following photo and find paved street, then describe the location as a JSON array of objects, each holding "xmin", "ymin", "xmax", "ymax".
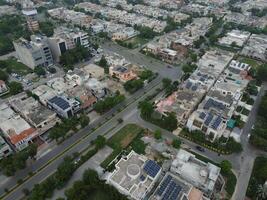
[
  {"xmin": 1, "ymin": 76, "xmax": 164, "ymax": 200},
  {"xmin": 102, "ymin": 41, "xmax": 182, "ymax": 81}
]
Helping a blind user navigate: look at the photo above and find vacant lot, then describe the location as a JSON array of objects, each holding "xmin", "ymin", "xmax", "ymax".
[{"xmin": 107, "ymin": 124, "xmax": 143, "ymax": 149}]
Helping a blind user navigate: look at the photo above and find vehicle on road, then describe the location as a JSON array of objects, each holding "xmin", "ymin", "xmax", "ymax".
[
  {"xmin": 196, "ymin": 146, "xmax": 205, "ymax": 152},
  {"xmin": 247, "ymin": 133, "xmax": 251, "ymax": 139}
]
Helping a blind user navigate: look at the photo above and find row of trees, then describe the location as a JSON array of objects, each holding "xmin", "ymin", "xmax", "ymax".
[
  {"xmin": 124, "ymin": 70, "xmax": 154, "ymax": 93},
  {"xmin": 60, "ymin": 46, "xmax": 90, "ymax": 70},
  {"xmin": 94, "ymin": 92, "xmax": 126, "ymax": 114},
  {"xmin": 0, "ymin": 15, "xmax": 30, "ymax": 55},
  {"xmin": 0, "ymin": 144, "xmax": 37, "ymax": 176},
  {"xmin": 138, "ymin": 100, "xmax": 178, "ymax": 131},
  {"xmin": 247, "ymin": 157, "xmax": 267, "ymax": 200},
  {"xmin": 65, "ymin": 169, "xmax": 128, "ymax": 200},
  {"xmin": 27, "ymin": 155, "xmax": 76, "ymax": 200},
  {"xmin": 250, "ymin": 93, "xmax": 267, "ymax": 151},
  {"xmin": 48, "ymin": 114, "xmax": 90, "ymax": 141},
  {"xmin": 182, "ymin": 128, "xmax": 243, "ymax": 153}
]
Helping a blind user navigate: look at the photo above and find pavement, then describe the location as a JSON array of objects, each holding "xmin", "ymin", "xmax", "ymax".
[
  {"xmin": 51, "ymin": 146, "xmax": 113, "ymax": 200},
  {"xmin": 102, "ymin": 41, "xmax": 182, "ymax": 81},
  {"xmin": 1, "ymin": 76, "xmax": 165, "ymax": 200}
]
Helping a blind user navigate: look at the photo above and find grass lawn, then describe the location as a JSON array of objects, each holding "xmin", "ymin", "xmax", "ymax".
[
  {"xmin": 4, "ymin": 59, "xmax": 32, "ymax": 75},
  {"xmin": 237, "ymin": 56, "xmax": 261, "ymax": 69},
  {"xmin": 118, "ymin": 36, "xmax": 149, "ymax": 49},
  {"xmin": 101, "ymin": 124, "xmax": 145, "ymax": 169},
  {"xmin": 107, "ymin": 124, "xmax": 144, "ymax": 149}
]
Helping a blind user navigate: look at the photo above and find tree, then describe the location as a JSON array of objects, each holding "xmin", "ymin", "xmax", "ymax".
[
  {"xmin": 162, "ymin": 78, "xmax": 172, "ymax": 89},
  {"xmin": 138, "ymin": 100, "xmax": 154, "ymax": 120},
  {"xmin": 172, "ymin": 139, "xmax": 181, "ymax": 149},
  {"xmin": 124, "ymin": 79, "xmax": 144, "ymax": 93},
  {"xmin": 220, "ymin": 160, "xmax": 232, "ymax": 175},
  {"xmin": 8, "ymin": 81, "xmax": 23, "ymax": 95},
  {"xmin": 154, "ymin": 129, "xmax": 162, "ymax": 140},
  {"xmin": 82, "ymin": 169, "xmax": 99, "ymax": 185},
  {"xmin": 98, "ymin": 55, "xmax": 109, "ymax": 74},
  {"xmin": 55, "ymin": 156, "xmax": 75, "ymax": 188},
  {"xmin": 27, "ymin": 143, "xmax": 38, "ymax": 159},
  {"xmin": 34, "ymin": 66, "xmax": 46, "ymax": 76},
  {"xmin": 256, "ymin": 64, "xmax": 267, "ymax": 82},
  {"xmin": 39, "ymin": 21, "xmax": 54, "ymax": 37},
  {"xmin": 94, "ymin": 135, "xmax": 106, "ymax": 149},
  {"xmin": 79, "ymin": 114, "xmax": 90, "ymax": 128},
  {"xmin": 0, "ymin": 69, "xmax": 8, "ymax": 81},
  {"xmin": 162, "ymin": 113, "xmax": 178, "ymax": 131},
  {"xmin": 190, "ymin": 53, "xmax": 197, "ymax": 62}
]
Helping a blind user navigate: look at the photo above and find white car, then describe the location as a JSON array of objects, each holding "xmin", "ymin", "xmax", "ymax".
[{"xmin": 247, "ymin": 133, "xmax": 251, "ymax": 139}]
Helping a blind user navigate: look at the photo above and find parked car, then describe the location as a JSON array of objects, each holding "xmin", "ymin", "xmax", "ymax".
[{"xmin": 196, "ymin": 146, "xmax": 205, "ymax": 152}]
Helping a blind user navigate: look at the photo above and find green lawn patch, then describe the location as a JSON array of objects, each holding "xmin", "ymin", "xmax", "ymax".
[
  {"xmin": 116, "ymin": 36, "xmax": 149, "ymax": 49},
  {"xmin": 225, "ymin": 171, "xmax": 237, "ymax": 196},
  {"xmin": 2, "ymin": 59, "xmax": 32, "ymax": 75},
  {"xmin": 107, "ymin": 124, "xmax": 143, "ymax": 149},
  {"xmin": 101, "ymin": 124, "xmax": 145, "ymax": 169},
  {"xmin": 237, "ymin": 56, "xmax": 261, "ymax": 69}
]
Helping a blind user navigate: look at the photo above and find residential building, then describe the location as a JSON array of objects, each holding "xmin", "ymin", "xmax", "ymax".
[
  {"xmin": 158, "ymin": 48, "xmax": 178, "ymax": 64},
  {"xmin": 48, "ymin": 27, "xmax": 89, "ymax": 62},
  {"xmin": 85, "ymin": 78, "xmax": 107, "ymax": 99},
  {"xmin": 241, "ymin": 34, "xmax": 267, "ymax": 62},
  {"xmin": 218, "ymin": 30, "xmax": 251, "ymax": 47},
  {"xmin": 0, "ymin": 136, "xmax": 12, "ymax": 159},
  {"xmin": 170, "ymin": 149, "xmax": 221, "ymax": 197},
  {"xmin": 22, "ymin": 0, "xmax": 39, "ymax": 31},
  {"xmin": 9, "ymin": 94, "xmax": 58, "ymax": 130},
  {"xmin": 47, "ymin": 95, "xmax": 80, "ymax": 118},
  {"xmin": 13, "ymin": 35, "xmax": 53, "ymax": 69},
  {"xmin": 150, "ymin": 173, "xmax": 209, "ymax": 200},
  {"xmin": 32, "ymin": 85, "xmax": 58, "ymax": 106},
  {"xmin": 109, "ymin": 64, "xmax": 138, "ymax": 82},
  {"xmin": 106, "ymin": 150, "xmax": 161, "ymax": 200},
  {"xmin": 0, "ymin": 103, "xmax": 37, "ymax": 151}
]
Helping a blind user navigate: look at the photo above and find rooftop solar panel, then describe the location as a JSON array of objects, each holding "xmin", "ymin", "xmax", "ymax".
[
  {"xmin": 204, "ymin": 113, "xmax": 213, "ymax": 126},
  {"xmin": 211, "ymin": 116, "xmax": 222, "ymax": 130},
  {"xmin": 144, "ymin": 160, "xmax": 161, "ymax": 178},
  {"xmin": 49, "ymin": 96, "xmax": 70, "ymax": 110},
  {"xmin": 199, "ymin": 112, "xmax": 206, "ymax": 119}
]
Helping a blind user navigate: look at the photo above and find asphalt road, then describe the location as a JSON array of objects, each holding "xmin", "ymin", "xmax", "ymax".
[
  {"xmin": 102, "ymin": 41, "xmax": 182, "ymax": 81},
  {"xmin": 1, "ymin": 76, "xmax": 164, "ymax": 200}
]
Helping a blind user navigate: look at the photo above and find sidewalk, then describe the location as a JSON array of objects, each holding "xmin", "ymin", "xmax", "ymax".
[{"xmin": 51, "ymin": 146, "xmax": 113, "ymax": 200}]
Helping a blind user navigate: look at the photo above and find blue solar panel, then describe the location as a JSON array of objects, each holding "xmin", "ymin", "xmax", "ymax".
[
  {"xmin": 49, "ymin": 96, "xmax": 70, "ymax": 110},
  {"xmin": 185, "ymin": 81, "xmax": 192, "ymax": 89},
  {"xmin": 143, "ymin": 160, "xmax": 161, "ymax": 178},
  {"xmin": 211, "ymin": 116, "xmax": 222, "ymax": 130},
  {"xmin": 191, "ymin": 85, "xmax": 198, "ymax": 91},
  {"xmin": 204, "ymin": 113, "xmax": 213, "ymax": 126},
  {"xmin": 199, "ymin": 112, "xmax": 206, "ymax": 119}
]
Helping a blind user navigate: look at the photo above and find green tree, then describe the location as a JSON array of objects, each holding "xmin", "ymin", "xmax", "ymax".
[
  {"xmin": 154, "ymin": 129, "xmax": 162, "ymax": 140},
  {"xmin": 138, "ymin": 100, "xmax": 154, "ymax": 120},
  {"xmin": 79, "ymin": 114, "xmax": 90, "ymax": 128},
  {"xmin": 0, "ymin": 69, "xmax": 8, "ymax": 81},
  {"xmin": 98, "ymin": 55, "xmax": 109, "ymax": 74},
  {"xmin": 55, "ymin": 156, "xmax": 75, "ymax": 188},
  {"xmin": 82, "ymin": 169, "xmax": 99, "ymax": 185},
  {"xmin": 94, "ymin": 135, "xmax": 106, "ymax": 149},
  {"xmin": 124, "ymin": 79, "xmax": 144, "ymax": 93},
  {"xmin": 163, "ymin": 113, "xmax": 178, "ymax": 131},
  {"xmin": 172, "ymin": 139, "xmax": 181, "ymax": 149},
  {"xmin": 27, "ymin": 143, "xmax": 38, "ymax": 159},
  {"xmin": 162, "ymin": 78, "xmax": 172, "ymax": 89},
  {"xmin": 220, "ymin": 160, "xmax": 232, "ymax": 175},
  {"xmin": 39, "ymin": 21, "xmax": 54, "ymax": 37},
  {"xmin": 34, "ymin": 66, "xmax": 46, "ymax": 76},
  {"xmin": 8, "ymin": 81, "xmax": 23, "ymax": 95},
  {"xmin": 256, "ymin": 64, "xmax": 267, "ymax": 82}
]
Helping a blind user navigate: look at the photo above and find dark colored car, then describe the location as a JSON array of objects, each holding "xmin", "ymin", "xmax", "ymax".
[{"xmin": 196, "ymin": 146, "xmax": 205, "ymax": 152}]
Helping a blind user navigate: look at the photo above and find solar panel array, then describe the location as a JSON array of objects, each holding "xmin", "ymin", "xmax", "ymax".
[
  {"xmin": 156, "ymin": 175, "xmax": 182, "ymax": 200},
  {"xmin": 199, "ymin": 112, "xmax": 206, "ymax": 120},
  {"xmin": 204, "ymin": 113, "xmax": 213, "ymax": 126},
  {"xmin": 204, "ymin": 98, "xmax": 225, "ymax": 111},
  {"xmin": 49, "ymin": 96, "xmax": 70, "ymax": 110},
  {"xmin": 211, "ymin": 116, "xmax": 222, "ymax": 130},
  {"xmin": 143, "ymin": 160, "xmax": 161, "ymax": 178}
]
